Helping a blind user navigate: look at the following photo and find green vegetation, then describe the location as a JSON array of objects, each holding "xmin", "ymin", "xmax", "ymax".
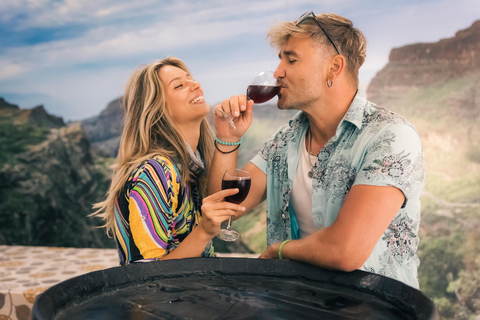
[
  {"xmin": 0, "ymin": 116, "xmax": 50, "ymax": 165},
  {"xmin": 233, "ymin": 202, "xmax": 267, "ymax": 254},
  {"xmin": 1, "ymin": 68, "xmax": 479, "ymax": 318},
  {"xmin": 385, "ymin": 68, "xmax": 480, "ymax": 318}
]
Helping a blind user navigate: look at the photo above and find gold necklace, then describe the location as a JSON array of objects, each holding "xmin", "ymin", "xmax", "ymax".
[{"xmin": 307, "ymin": 129, "xmax": 314, "ymax": 179}]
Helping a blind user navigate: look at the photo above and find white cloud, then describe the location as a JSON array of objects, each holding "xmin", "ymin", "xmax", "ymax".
[
  {"xmin": 0, "ymin": 9, "xmax": 269, "ymax": 78},
  {"xmin": 0, "ymin": 60, "xmax": 27, "ymax": 79},
  {"xmin": 1, "ymin": 0, "xmax": 479, "ymax": 120}
]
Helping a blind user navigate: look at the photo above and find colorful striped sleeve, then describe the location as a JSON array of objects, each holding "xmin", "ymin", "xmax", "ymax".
[{"xmin": 128, "ymin": 157, "xmax": 181, "ymax": 260}]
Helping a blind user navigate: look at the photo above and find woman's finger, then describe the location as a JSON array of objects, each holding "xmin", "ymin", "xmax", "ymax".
[
  {"xmin": 203, "ymin": 201, "xmax": 245, "ymax": 212},
  {"xmin": 238, "ymin": 94, "xmax": 248, "ymax": 112},
  {"xmin": 228, "ymin": 95, "xmax": 240, "ymax": 118},
  {"xmin": 204, "ymin": 188, "xmax": 239, "ymax": 202},
  {"xmin": 221, "ymin": 99, "xmax": 233, "ymax": 115}
]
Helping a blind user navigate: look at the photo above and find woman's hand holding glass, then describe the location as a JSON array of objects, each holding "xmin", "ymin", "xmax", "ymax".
[
  {"xmin": 214, "ymin": 94, "xmax": 253, "ymax": 141},
  {"xmin": 199, "ymin": 188, "xmax": 245, "ymax": 238},
  {"xmin": 214, "ymin": 70, "xmax": 278, "ymax": 139}
]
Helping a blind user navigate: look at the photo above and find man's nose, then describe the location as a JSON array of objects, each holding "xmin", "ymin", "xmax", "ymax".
[{"xmin": 273, "ymin": 65, "xmax": 285, "ymax": 81}]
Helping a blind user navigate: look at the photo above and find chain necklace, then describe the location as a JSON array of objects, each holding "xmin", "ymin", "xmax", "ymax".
[{"xmin": 307, "ymin": 129, "xmax": 315, "ymax": 179}]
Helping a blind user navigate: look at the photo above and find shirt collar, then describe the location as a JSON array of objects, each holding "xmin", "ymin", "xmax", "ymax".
[
  {"xmin": 288, "ymin": 91, "xmax": 367, "ymax": 130},
  {"xmin": 341, "ymin": 90, "xmax": 367, "ymax": 130}
]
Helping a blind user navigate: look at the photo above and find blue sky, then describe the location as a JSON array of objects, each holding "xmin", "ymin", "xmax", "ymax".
[{"xmin": 0, "ymin": 0, "xmax": 479, "ymax": 121}]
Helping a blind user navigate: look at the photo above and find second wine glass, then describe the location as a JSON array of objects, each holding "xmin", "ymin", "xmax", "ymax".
[{"xmin": 217, "ymin": 169, "xmax": 251, "ymax": 241}]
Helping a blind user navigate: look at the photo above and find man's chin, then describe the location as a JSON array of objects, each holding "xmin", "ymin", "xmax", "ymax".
[
  {"xmin": 276, "ymin": 96, "xmax": 287, "ymax": 110},
  {"xmin": 276, "ymin": 100, "xmax": 293, "ymax": 110}
]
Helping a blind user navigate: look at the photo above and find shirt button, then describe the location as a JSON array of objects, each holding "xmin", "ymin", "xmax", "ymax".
[{"xmin": 282, "ymin": 214, "xmax": 286, "ymax": 219}]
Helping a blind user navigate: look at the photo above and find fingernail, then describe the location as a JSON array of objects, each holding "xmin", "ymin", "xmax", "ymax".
[
  {"xmin": 240, "ymin": 207, "xmax": 246, "ymax": 211},
  {"xmin": 241, "ymin": 105, "xmax": 246, "ymax": 111},
  {"xmin": 233, "ymin": 111, "xmax": 240, "ymax": 117}
]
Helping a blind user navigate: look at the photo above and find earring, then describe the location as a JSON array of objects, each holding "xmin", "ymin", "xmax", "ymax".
[{"xmin": 327, "ymin": 79, "xmax": 333, "ymax": 88}]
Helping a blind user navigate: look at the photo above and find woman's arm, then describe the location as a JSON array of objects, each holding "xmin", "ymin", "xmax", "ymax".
[
  {"xmin": 128, "ymin": 157, "xmax": 244, "ymax": 261},
  {"xmin": 160, "ymin": 188, "xmax": 245, "ymax": 260}
]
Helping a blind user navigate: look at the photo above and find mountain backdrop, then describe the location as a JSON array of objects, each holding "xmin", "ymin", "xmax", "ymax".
[
  {"xmin": 0, "ymin": 20, "xmax": 479, "ymax": 320},
  {"xmin": 367, "ymin": 20, "xmax": 480, "ymax": 319}
]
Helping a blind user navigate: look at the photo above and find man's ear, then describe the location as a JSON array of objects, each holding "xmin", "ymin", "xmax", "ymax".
[{"xmin": 328, "ymin": 55, "xmax": 346, "ymax": 80}]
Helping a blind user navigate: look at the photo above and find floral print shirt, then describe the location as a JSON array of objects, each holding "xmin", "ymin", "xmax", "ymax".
[{"xmin": 250, "ymin": 92, "xmax": 425, "ymax": 288}]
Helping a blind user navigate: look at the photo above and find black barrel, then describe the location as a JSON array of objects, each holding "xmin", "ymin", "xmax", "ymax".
[{"xmin": 32, "ymin": 258, "xmax": 438, "ymax": 320}]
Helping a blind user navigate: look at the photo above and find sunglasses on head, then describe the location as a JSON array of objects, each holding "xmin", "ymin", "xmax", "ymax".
[{"xmin": 296, "ymin": 10, "xmax": 340, "ymax": 55}]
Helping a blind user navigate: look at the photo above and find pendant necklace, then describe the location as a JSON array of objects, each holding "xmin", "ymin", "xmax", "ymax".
[{"xmin": 307, "ymin": 129, "xmax": 315, "ymax": 179}]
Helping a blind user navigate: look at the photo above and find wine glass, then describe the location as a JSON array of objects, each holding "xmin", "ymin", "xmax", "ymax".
[
  {"xmin": 246, "ymin": 70, "xmax": 281, "ymax": 104},
  {"xmin": 217, "ymin": 70, "xmax": 280, "ymax": 129},
  {"xmin": 217, "ymin": 169, "xmax": 251, "ymax": 241}
]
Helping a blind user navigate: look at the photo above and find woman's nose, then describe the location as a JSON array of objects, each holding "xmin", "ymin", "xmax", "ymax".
[{"xmin": 188, "ymin": 79, "xmax": 201, "ymax": 91}]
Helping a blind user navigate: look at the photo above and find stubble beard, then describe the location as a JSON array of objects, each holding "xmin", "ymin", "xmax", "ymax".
[{"xmin": 276, "ymin": 91, "xmax": 317, "ymax": 111}]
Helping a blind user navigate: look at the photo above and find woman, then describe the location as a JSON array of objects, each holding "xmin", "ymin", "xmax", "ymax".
[{"xmin": 93, "ymin": 56, "xmax": 247, "ymax": 264}]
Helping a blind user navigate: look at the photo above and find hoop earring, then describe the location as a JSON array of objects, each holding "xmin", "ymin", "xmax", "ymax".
[{"xmin": 327, "ymin": 79, "xmax": 333, "ymax": 88}]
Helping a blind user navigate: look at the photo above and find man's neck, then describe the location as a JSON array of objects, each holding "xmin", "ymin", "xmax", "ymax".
[{"xmin": 304, "ymin": 87, "xmax": 357, "ymax": 154}]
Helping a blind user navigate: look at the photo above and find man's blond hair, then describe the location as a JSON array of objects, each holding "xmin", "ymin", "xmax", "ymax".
[{"xmin": 267, "ymin": 13, "xmax": 367, "ymax": 87}]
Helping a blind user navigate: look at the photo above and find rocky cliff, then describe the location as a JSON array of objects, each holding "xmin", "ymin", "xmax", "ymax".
[
  {"xmin": 368, "ymin": 20, "xmax": 480, "ymax": 118},
  {"xmin": 367, "ymin": 20, "xmax": 480, "ymax": 150},
  {"xmin": 0, "ymin": 98, "xmax": 111, "ymax": 248},
  {"xmin": 367, "ymin": 20, "xmax": 480, "ymax": 318},
  {"xmin": 82, "ymin": 97, "xmax": 124, "ymax": 157},
  {"xmin": 0, "ymin": 98, "xmax": 65, "ymax": 128}
]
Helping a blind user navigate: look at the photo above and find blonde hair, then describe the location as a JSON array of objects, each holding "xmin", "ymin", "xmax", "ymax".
[
  {"xmin": 92, "ymin": 56, "xmax": 214, "ymax": 235},
  {"xmin": 267, "ymin": 13, "xmax": 367, "ymax": 87}
]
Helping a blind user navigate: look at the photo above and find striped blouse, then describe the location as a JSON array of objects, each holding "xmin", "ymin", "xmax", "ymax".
[{"xmin": 113, "ymin": 155, "xmax": 213, "ymax": 265}]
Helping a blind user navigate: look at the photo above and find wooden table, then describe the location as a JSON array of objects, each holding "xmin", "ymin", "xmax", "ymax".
[{"xmin": 33, "ymin": 257, "xmax": 438, "ymax": 320}]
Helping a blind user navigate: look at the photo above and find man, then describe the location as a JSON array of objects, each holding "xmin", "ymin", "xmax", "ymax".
[{"xmin": 209, "ymin": 11, "xmax": 425, "ymax": 288}]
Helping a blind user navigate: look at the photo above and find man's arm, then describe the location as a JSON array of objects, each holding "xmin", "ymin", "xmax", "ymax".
[{"xmin": 259, "ymin": 184, "xmax": 404, "ymax": 271}]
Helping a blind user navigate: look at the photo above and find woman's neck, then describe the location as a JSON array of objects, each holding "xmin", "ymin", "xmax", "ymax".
[{"xmin": 177, "ymin": 122, "xmax": 201, "ymax": 151}]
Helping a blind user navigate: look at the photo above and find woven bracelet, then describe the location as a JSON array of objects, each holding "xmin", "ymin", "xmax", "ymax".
[
  {"xmin": 215, "ymin": 136, "xmax": 243, "ymax": 146},
  {"xmin": 214, "ymin": 141, "xmax": 241, "ymax": 154}
]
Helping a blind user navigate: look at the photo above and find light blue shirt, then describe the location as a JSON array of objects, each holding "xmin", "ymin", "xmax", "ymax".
[{"xmin": 251, "ymin": 92, "xmax": 425, "ymax": 288}]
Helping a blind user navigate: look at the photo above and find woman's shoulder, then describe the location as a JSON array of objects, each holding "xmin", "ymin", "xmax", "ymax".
[{"xmin": 131, "ymin": 155, "xmax": 182, "ymax": 186}]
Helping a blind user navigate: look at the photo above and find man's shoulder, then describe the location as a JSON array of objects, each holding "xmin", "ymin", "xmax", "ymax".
[
  {"xmin": 272, "ymin": 111, "xmax": 306, "ymax": 138},
  {"xmin": 363, "ymin": 102, "xmax": 416, "ymax": 132}
]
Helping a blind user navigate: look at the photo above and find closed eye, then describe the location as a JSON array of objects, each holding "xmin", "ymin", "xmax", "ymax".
[{"xmin": 174, "ymin": 84, "xmax": 183, "ymax": 89}]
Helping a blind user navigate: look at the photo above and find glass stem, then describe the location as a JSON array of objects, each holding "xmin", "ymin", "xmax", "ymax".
[{"xmin": 226, "ymin": 216, "xmax": 233, "ymax": 230}]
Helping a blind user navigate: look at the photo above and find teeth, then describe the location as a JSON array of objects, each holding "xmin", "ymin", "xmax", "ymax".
[{"xmin": 191, "ymin": 96, "xmax": 204, "ymax": 104}]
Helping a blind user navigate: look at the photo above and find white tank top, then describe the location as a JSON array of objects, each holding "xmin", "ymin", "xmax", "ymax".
[{"xmin": 290, "ymin": 134, "xmax": 317, "ymax": 238}]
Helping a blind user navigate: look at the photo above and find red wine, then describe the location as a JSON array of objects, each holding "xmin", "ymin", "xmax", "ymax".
[
  {"xmin": 222, "ymin": 179, "xmax": 251, "ymax": 204},
  {"xmin": 246, "ymin": 85, "xmax": 280, "ymax": 104}
]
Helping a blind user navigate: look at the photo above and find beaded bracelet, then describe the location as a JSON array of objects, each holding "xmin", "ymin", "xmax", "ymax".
[
  {"xmin": 278, "ymin": 239, "xmax": 291, "ymax": 260},
  {"xmin": 215, "ymin": 136, "xmax": 243, "ymax": 146},
  {"xmin": 214, "ymin": 141, "xmax": 241, "ymax": 154}
]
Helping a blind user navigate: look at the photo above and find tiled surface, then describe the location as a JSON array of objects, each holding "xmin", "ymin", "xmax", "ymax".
[
  {"xmin": 0, "ymin": 245, "xmax": 258, "ymax": 320},
  {"xmin": 0, "ymin": 245, "xmax": 119, "ymax": 320}
]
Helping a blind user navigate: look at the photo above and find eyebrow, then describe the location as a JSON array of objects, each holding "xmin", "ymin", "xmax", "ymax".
[
  {"xmin": 278, "ymin": 50, "xmax": 298, "ymax": 59},
  {"xmin": 168, "ymin": 73, "xmax": 192, "ymax": 85}
]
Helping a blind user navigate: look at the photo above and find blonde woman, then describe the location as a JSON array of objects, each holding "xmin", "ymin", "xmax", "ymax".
[{"xmin": 93, "ymin": 56, "xmax": 252, "ymax": 264}]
